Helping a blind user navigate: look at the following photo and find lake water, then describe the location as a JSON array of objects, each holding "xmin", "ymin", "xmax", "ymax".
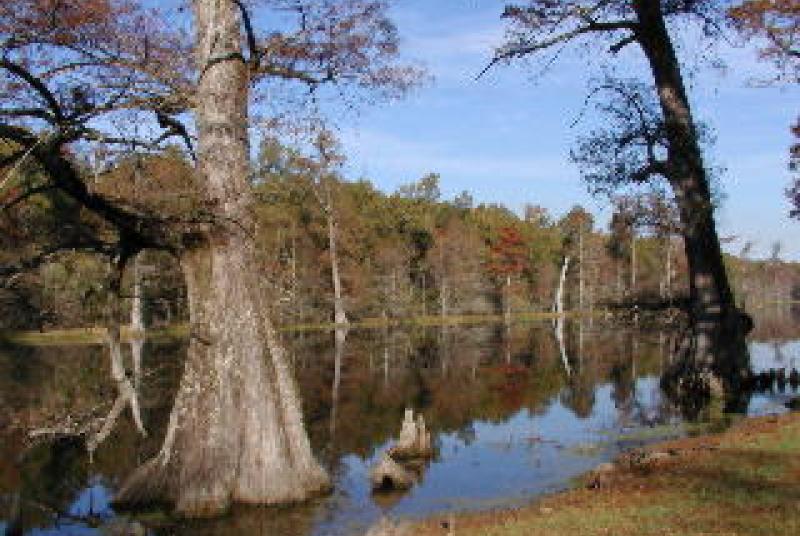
[{"xmin": 1, "ymin": 315, "xmax": 798, "ymax": 535}]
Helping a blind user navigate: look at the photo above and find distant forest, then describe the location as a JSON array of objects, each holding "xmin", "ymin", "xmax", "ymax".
[{"xmin": 2, "ymin": 145, "xmax": 798, "ymax": 331}]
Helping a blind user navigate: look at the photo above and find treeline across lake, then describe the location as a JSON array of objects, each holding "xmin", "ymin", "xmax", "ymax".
[{"xmin": 1, "ymin": 149, "xmax": 799, "ymax": 331}]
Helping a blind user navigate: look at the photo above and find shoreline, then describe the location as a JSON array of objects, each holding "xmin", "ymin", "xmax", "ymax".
[
  {"xmin": 0, "ymin": 310, "xmax": 595, "ymax": 346},
  {"xmin": 400, "ymin": 410, "xmax": 800, "ymax": 536}
]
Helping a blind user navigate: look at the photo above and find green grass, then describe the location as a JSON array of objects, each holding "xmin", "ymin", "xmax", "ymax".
[
  {"xmin": 0, "ymin": 324, "xmax": 190, "ymax": 346},
  {"xmin": 414, "ymin": 413, "xmax": 800, "ymax": 536}
]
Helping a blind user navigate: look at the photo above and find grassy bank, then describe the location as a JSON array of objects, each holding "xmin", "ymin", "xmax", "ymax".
[
  {"xmin": 0, "ymin": 324, "xmax": 191, "ymax": 346},
  {"xmin": 0, "ymin": 310, "xmax": 594, "ymax": 346},
  {"xmin": 414, "ymin": 411, "xmax": 800, "ymax": 536}
]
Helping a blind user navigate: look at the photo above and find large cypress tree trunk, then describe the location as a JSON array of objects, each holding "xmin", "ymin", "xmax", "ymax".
[
  {"xmin": 115, "ymin": 0, "xmax": 329, "ymax": 517},
  {"xmin": 634, "ymin": 1, "xmax": 751, "ymax": 388}
]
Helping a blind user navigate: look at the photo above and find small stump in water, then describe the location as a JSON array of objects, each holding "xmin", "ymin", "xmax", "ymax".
[
  {"xmin": 370, "ymin": 408, "xmax": 433, "ymax": 493},
  {"xmin": 387, "ymin": 408, "xmax": 433, "ymax": 460}
]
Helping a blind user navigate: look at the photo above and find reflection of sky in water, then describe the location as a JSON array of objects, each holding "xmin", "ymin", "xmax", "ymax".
[
  {"xmin": 748, "ymin": 341, "xmax": 800, "ymax": 416},
  {"xmin": 3, "ymin": 331, "xmax": 799, "ymax": 536},
  {"xmin": 20, "ymin": 480, "xmax": 120, "ymax": 536},
  {"xmin": 309, "ymin": 377, "xmax": 679, "ymax": 535},
  {"xmin": 68, "ymin": 480, "xmax": 113, "ymax": 518},
  {"xmin": 749, "ymin": 341, "xmax": 800, "ymax": 372}
]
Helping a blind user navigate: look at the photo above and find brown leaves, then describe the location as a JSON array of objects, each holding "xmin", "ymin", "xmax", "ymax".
[
  {"xmin": 0, "ymin": 0, "xmax": 192, "ymax": 127},
  {"xmin": 253, "ymin": 0, "xmax": 423, "ymax": 99},
  {"xmin": 729, "ymin": 0, "xmax": 800, "ymax": 80}
]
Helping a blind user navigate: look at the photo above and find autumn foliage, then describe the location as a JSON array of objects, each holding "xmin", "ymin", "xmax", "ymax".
[
  {"xmin": 729, "ymin": 0, "xmax": 799, "ymax": 80},
  {"xmin": 487, "ymin": 227, "xmax": 528, "ymax": 280}
]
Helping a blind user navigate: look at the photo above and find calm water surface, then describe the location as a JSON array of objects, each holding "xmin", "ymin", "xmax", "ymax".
[{"xmin": 1, "ymin": 316, "xmax": 798, "ymax": 535}]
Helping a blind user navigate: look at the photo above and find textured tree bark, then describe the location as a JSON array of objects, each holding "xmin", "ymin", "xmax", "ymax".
[
  {"xmin": 115, "ymin": 0, "xmax": 329, "ymax": 516},
  {"xmin": 634, "ymin": 1, "xmax": 751, "ymax": 390},
  {"xmin": 662, "ymin": 237, "xmax": 673, "ymax": 301}
]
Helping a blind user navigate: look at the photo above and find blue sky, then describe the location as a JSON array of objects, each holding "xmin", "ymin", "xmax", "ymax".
[{"xmin": 334, "ymin": 1, "xmax": 799, "ymax": 260}]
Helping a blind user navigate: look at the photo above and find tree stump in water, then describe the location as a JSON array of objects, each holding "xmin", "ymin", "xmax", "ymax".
[
  {"xmin": 370, "ymin": 408, "xmax": 433, "ymax": 492},
  {"xmin": 387, "ymin": 408, "xmax": 433, "ymax": 460}
]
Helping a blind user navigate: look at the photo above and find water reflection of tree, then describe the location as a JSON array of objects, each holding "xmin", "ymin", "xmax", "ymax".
[
  {"xmin": 8, "ymin": 319, "xmax": 796, "ymax": 533},
  {"xmin": 0, "ymin": 340, "xmax": 183, "ymax": 534},
  {"xmin": 294, "ymin": 324, "xmax": 572, "ymax": 461},
  {"xmin": 295, "ymin": 323, "xmax": 692, "ymax": 459},
  {"xmin": 610, "ymin": 335, "xmax": 637, "ymax": 423},
  {"xmin": 560, "ymin": 321, "xmax": 597, "ymax": 419},
  {"xmin": 6, "ymin": 437, "xmax": 89, "ymax": 532},
  {"xmin": 87, "ymin": 329, "xmax": 147, "ymax": 459}
]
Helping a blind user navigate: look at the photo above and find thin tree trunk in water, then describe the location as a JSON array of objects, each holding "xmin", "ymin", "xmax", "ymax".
[
  {"xmin": 665, "ymin": 237, "xmax": 673, "ymax": 302},
  {"xmin": 383, "ymin": 327, "xmax": 390, "ymax": 387},
  {"xmin": 555, "ymin": 257, "xmax": 570, "ymax": 317},
  {"xmin": 578, "ymin": 231, "xmax": 584, "ymax": 311},
  {"xmin": 91, "ymin": 260, "xmax": 147, "ymax": 460},
  {"xmin": 439, "ymin": 325, "xmax": 449, "ymax": 374},
  {"xmin": 116, "ymin": 0, "xmax": 328, "ymax": 516},
  {"xmin": 88, "ymin": 325, "xmax": 147, "ymax": 460},
  {"xmin": 326, "ymin": 186, "xmax": 348, "ymax": 326},
  {"xmin": 291, "ymin": 233, "xmax": 298, "ymax": 317},
  {"xmin": 330, "ymin": 328, "xmax": 347, "ymax": 445},
  {"xmin": 131, "ymin": 253, "xmax": 145, "ymax": 333},
  {"xmin": 421, "ymin": 273, "xmax": 427, "ymax": 317},
  {"xmin": 504, "ymin": 275, "xmax": 511, "ymax": 324},
  {"xmin": 440, "ymin": 278, "xmax": 448, "ymax": 318},
  {"xmin": 634, "ymin": 1, "xmax": 750, "ymax": 387},
  {"xmin": 130, "ymin": 334, "xmax": 144, "ymax": 405},
  {"xmin": 630, "ymin": 232, "xmax": 636, "ymax": 294},
  {"xmin": 554, "ymin": 315, "xmax": 571, "ymax": 376}
]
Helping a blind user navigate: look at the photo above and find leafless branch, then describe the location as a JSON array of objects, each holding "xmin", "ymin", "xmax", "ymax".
[{"xmin": 0, "ymin": 59, "xmax": 65, "ymax": 123}]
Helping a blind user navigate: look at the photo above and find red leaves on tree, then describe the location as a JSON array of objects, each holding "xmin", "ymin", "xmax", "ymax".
[{"xmin": 486, "ymin": 226, "xmax": 528, "ymax": 279}]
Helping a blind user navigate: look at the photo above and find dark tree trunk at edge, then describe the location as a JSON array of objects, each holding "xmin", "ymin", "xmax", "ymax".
[{"xmin": 634, "ymin": 1, "xmax": 751, "ymax": 392}]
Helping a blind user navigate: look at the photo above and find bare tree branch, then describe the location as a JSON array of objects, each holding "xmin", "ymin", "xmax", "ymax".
[{"xmin": 0, "ymin": 59, "xmax": 65, "ymax": 123}]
